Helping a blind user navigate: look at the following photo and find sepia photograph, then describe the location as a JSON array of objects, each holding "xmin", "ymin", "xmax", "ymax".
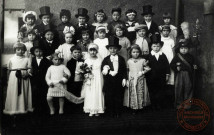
[{"xmin": 0, "ymin": 0, "xmax": 213, "ymax": 134}]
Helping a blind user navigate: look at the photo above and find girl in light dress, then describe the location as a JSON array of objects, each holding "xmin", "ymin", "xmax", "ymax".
[
  {"xmin": 81, "ymin": 43, "xmax": 104, "ymax": 117},
  {"xmin": 55, "ymin": 26, "xmax": 75, "ymax": 65},
  {"xmin": 45, "ymin": 53, "xmax": 71, "ymax": 115},
  {"xmin": 124, "ymin": 45, "xmax": 151, "ymax": 114},
  {"xmin": 4, "ymin": 42, "xmax": 33, "ymax": 115}
]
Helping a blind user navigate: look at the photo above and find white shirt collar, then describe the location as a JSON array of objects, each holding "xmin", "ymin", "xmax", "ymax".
[
  {"xmin": 145, "ymin": 21, "xmax": 152, "ymax": 29},
  {"xmin": 110, "ymin": 55, "xmax": 118, "ymax": 62},
  {"xmin": 46, "ymin": 40, "xmax": 53, "ymax": 44},
  {"xmin": 151, "ymin": 50, "xmax": 162, "ymax": 56}
]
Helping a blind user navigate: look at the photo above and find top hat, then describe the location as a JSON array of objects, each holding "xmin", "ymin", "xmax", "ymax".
[
  {"xmin": 151, "ymin": 34, "xmax": 164, "ymax": 46},
  {"xmin": 60, "ymin": 9, "xmax": 71, "ymax": 20},
  {"xmin": 111, "ymin": 8, "xmax": 122, "ymax": 14},
  {"xmin": 23, "ymin": 11, "xmax": 37, "ymax": 23},
  {"xmin": 162, "ymin": 12, "xmax": 171, "ymax": 19},
  {"xmin": 39, "ymin": 6, "xmax": 53, "ymax": 19},
  {"xmin": 125, "ymin": 9, "xmax": 137, "ymax": 16},
  {"xmin": 141, "ymin": 5, "xmax": 155, "ymax": 16},
  {"xmin": 75, "ymin": 8, "xmax": 89, "ymax": 19},
  {"xmin": 106, "ymin": 36, "xmax": 122, "ymax": 50}
]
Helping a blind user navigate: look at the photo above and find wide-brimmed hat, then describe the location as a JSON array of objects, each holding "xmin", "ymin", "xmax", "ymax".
[
  {"xmin": 39, "ymin": 6, "xmax": 53, "ymax": 19},
  {"xmin": 106, "ymin": 36, "xmax": 122, "ymax": 50},
  {"xmin": 23, "ymin": 11, "xmax": 37, "ymax": 23},
  {"xmin": 125, "ymin": 9, "xmax": 137, "ymax": 16},
  {"xmin": 151, "ymin": 34, "xmax": 164, "ymax": 46},
  {"xmin": 141, "ymin": 5, "xmax": 155, "ymax": 16},
  {"xmin": 134, "ymin": 24, "xmax": 148, "ymax": 31},
  {"xmin": 75, "ymin": 8, "xmax": 89, "ymax": 19},
  {"xmin": 60, "ymin": 9, "xmax": 71, "ymax": 20}
]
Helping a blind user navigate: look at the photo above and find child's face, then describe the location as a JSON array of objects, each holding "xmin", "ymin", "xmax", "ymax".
[
  {"xmin": 131, "ymin": 48, "xmax": 140, "ymax": 59},
  {"xmin": 78, "ymin": 16, "xmax": 86, "ymax": 25},
  {"xmin": 16, "ymin": 48, "xmax": 25, "ymax": 56},
  {"xmin": 96, "ymin": 15, "xmax": 104, "ymax": 23},
  {"xmin": 144, "ymin": 14, "xmax": 152, "ymax": 22},
  {"xmin": 72, "ymin": 50, "xmax": 82, "ymax": 59},
  {"xmin": 61, "ymin": 15, "xmax": 69, "ymax": 23},
  {"xmin": 137, "ymin": 29, "xmax": 147, "ymax": 37},
  {"xmin": 27, "ymin": 34, "xmax": 36, "ymax": 41},
  {"xmin": 162, "ymin": 29, "xmax": 170, "ymax": 37},
  {"xmin": 108, "ymin": 46, "xmax": 118, "ymax": 56},
  {"xmin": 151, "ymin": 43, "xmax": 161, "ymax": 53},
  {"xmin": 42, "ymin": 15, "xmax": 50, "ymax": 24},
  {"xmin": 82, "ymin": 33, "xmax": 90, "ymax": 41},
  {"xmin": 112, "ymin": 12, "xmax": 121, "ymax": 21},
  {"xmin": 34, "ymin": 48, "xmax": 43, "ymax": 58},
  {"xmin": 163, "ymin": 18, "xmax": 171, "ymax": 25},
  {"xmin": 179, "ymin": 47, "xmax": 189, "ymax": 55},
  {"xmin": 89, "ymin": 49, "xmax": 97, "ymax": 57},
  {"xmin": 127, "ymin": 14, "xmax": 136, "ymax": 22},
  {"xmin": 45, "ymin": 31, "xmax": 54, "ymax": 41},
  {"xmin": 115, "ymin": 28, "xmax": 123, "ymax": 37},
  {"xmin": 26, "ymin": 17, "xmax": 35, "ymax": 25},
  {"xmin": 65, "ymin": 33, "xmax": 73, "ymax": 44},
  {"xmin": 97, "ymin": 30, "xmax": 106, "ymax": 39},
  {"xmin": 52, "ymin": 56, "xmax": 61, "ymax": 66}
]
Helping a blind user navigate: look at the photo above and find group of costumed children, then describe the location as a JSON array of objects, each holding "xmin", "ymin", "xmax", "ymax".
[{"xmin": 4, "ymin": 5, "xmax": 197, "ymax": 118}]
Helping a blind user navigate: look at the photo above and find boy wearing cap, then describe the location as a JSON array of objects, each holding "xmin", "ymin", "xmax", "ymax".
[
  {"xmin": 159, "ymin": 12, "xmax": 177, "ymax": 42},
  {"xmin": 34, "ymin": 6, "xmax": 57, "ymax": 39},
  {"xmin": 101, "ymin": 36, "xmax": 127, "ymax": 117},
  {"xmin": 30, "ymin": 46, "xmax": 52, "ymax": 115},
  {"xmin": 170, "ymin": 41, "xmax": 197, "ymax": 109},
  {"xmin": 133, "ymin": 24, "xmax": 151, "ymax": 56},
  {"xmin": 147, "ymin": 34, "xmax": 170, "ymax": 110},
  {"xmin": 141, "ymin": 5, "xmax": 159, "ymax": 38},
  {"xmin": 125, "ymin": 9, "xmax": 139, "ymax": 42},
  {"xmin": 108, "ymin": 8, "xmax": 126, "ymax": 37},
  {"xmin": 57, "ymin": 9, "xmax": 74, "ymax": 44},
  {"xmin": 75, "ymin": 8, "xmax": 95, "ymax": 41}
]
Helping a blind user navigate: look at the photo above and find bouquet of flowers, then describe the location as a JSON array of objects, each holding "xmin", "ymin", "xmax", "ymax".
[{"xmin": 80, "ymin": 63, "xmax": 93, "ymax": 85}]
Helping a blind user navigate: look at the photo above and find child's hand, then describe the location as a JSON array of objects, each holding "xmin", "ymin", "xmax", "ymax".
[
  {"xmin": 102, "ymin": 65, "xmax": 110, "ymax": 75},
  {"xmin": 166, "ymin": 75, "xmax": 170, "ymax": 82},
  {"xmin": 50, "ymin": 83, "xmax": 54, "ymax": 88},
  {"xmin": 193, "ymin": 65, "xmax": 197, "ymax": 70},
  {"xmin": 109, "ymin": 70, "xmax": 117, "ymax": 76},
  {"xmin": 63, "ymin": 73, "xmax": 69, "ymax": 79},
  {"xmin": 122, "ymin": 79, "xmax": 126, "ymax": 87},
  {"xmin": 137, "ymin": 71, "xmax": 144, "ymax": 78}
]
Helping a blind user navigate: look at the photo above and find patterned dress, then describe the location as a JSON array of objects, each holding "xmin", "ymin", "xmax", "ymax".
[{"xmin": 124, "ymin": 58, "xmax": 151, "ymax": 109}]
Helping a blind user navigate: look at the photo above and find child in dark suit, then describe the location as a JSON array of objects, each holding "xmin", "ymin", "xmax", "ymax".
[
  {"xmin": 39, "ymin": 27, "xmax": 60, "ymax": 60},
  {"xmin": 101, "ymin": 36, "xmax": 127, "ymax": 117},
  {"xmin": 170, "ymin": 41, "xmax": 197, "ymax": 109},
  {"xmin": 147, "ymin": 34, "xmax": 170, "ymax": 110},
  {"xmin": 30, "ymin": 46, "xmax": 52, "ymax": 115}
]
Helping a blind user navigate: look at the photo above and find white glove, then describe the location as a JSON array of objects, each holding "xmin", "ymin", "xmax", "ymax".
[
  {"xmin": 137, "ymin": 71, "xmax": 144, "ymax": 77},
  {"xmin": 109, "ymin": 70, "xmax": 117, "ymax": 76},
  {"xmin": 122, "ymin": 79, "xmax": 126, "ymax": 87},
  {"xmin": 102, "ymin": 65, "xmax": 110, "ymax": 75}
]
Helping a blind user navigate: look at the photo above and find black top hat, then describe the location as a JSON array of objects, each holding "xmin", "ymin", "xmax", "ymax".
[
  {"xmin": 39, "ymin": 6, "xmax": 53, "ymax": 19},
  {"xmin": 106, "ymin": 36, "xmax": 122, "ymax": 50},
  {"xmin": 60, "ymin": 9, "xmax": 71, "ymax": 20},
  {"xmin": 151, "ymin": 34, "xmax": 163, "ymax": 46},
  {"xmin": 111, "ymin": 8, "xmax": 122, "ymax": 14},
  {"xmin": 141, "ymin": 5, "xmax": 155, "ymax": 16},
  {"xmin": 75, "ymin": 8, "xmax": 89, "ymax": 18}
]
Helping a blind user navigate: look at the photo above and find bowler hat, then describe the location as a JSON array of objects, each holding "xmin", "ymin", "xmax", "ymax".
[
  {"xmin": 141, "ymin": 5, "xmax": 155, "ymax": 16},
  {"xmin": 106, "ymin": 36, "xmax": 122, "ymax": 50},
  {"xmin": 39, "ymin": 6, "xmax": 53, "ymax": 19}
]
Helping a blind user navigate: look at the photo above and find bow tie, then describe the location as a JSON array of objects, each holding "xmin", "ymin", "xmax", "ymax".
[{"xmin": 110, "ymin": 55, "xmax": 118, "ymax": 62}]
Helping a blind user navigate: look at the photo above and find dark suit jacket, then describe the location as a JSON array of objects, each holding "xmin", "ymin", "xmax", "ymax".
[
  {"xmin": 34, "ymin": 23, "xmax": 57, "ymax": 39},
  {"xmin": 74, "ymin": 23, "xmax": 95, "ymax": 42},
  {"xmin": 101, "ymin": 55, "xmax": 127, "ymax": 94},
  {"xmin": 142, "ymin": 21, "xmax": 160, "ymax": 37},
  {"xmin": 39, "ymin": 39, "xmax": 60, "ymax": 57}
]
